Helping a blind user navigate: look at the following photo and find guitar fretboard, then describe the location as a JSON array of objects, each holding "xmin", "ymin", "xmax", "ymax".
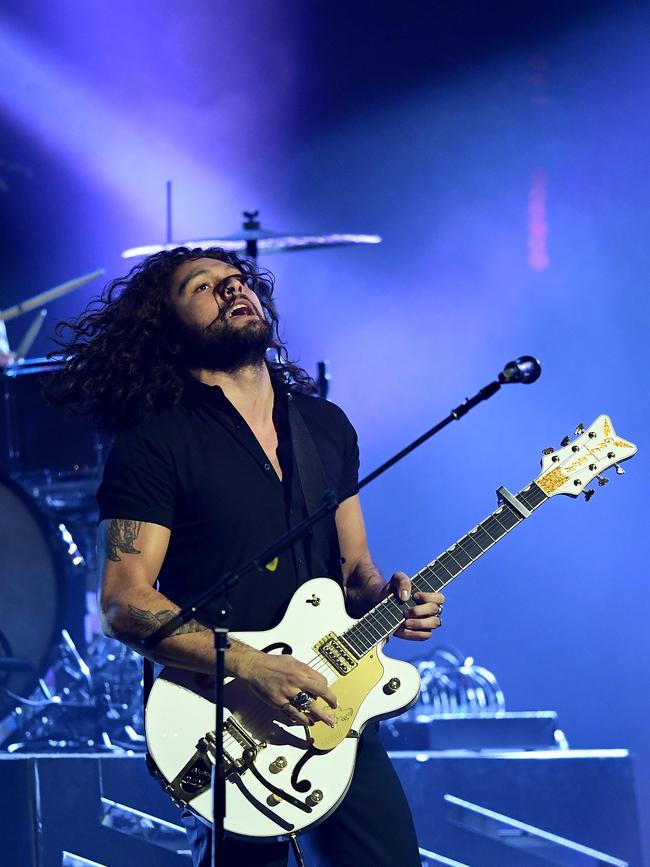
[{"xmin": 341, "ymin": 481, "xmax": 548, "ymax": 658}]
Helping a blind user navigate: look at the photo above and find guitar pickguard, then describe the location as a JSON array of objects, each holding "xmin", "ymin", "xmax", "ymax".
[{"xmin": 309, "ymin": 649, "xmax": 384, "ymax": 751}]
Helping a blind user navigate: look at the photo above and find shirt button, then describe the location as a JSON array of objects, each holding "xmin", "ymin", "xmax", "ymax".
[{"xmin": 264, "ymin": 463, "xmax": 271, "ymax": 471}]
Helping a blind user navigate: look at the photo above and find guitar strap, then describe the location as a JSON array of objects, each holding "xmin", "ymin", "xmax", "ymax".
[
  {"xmin": 287, "ymin": 394, "xmax": 335, "ymax": 585},
  {"xmin": 143, "ymin": 657, "xmax": 154, "ymax": 726},
  {"xmin": 142, "ymin": 395, "xmax": 334, "ymax": 714}
]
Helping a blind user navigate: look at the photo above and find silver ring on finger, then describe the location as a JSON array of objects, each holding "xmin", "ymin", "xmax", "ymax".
[{"xmin": 289, "ymin": 691, "xmax": 313, "ymax": 712}]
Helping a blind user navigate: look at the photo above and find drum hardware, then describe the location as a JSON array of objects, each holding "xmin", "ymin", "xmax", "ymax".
[
  {"xmin": 57, "ymin": 522, "xmax": 86, "ymax": 568},
  {"xmin": 404, "ymin": 645, "xmax": 505, "ymax": 721},
  {"xmin": 14, "ymin": 308, "xmax": 48, "ymax": 361},
  {"xmin": 2, "ymin": 629, "xmax": 146, "ymax": 753},
  {"xmin": 2, "ymin": 356, "xmax": 108, "ymax": 494},
  {"xmin": 121, "ymin": 191, "xmax": 382, "ymax": 260},
  {"xmin": 0, "ymin": 270, "xmax": 105, "ymax": 328},
  {"xmin": 0, "ymin": 470, "xmax": 66, "ymax": 720}
]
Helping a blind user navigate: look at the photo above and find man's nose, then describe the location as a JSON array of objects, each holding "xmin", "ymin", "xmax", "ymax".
[{"xmin": 218, "ymin": 281, "xmax": 244, "ymax": 302}]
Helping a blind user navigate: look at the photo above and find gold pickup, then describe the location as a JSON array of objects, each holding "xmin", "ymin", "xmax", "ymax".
[{"xmin": 314, "ymin": 632, "xmax": 358, "ymax": 676}]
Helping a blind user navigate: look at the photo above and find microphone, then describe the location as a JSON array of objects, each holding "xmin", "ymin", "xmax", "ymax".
[{"xmin": 499, "ymin": 356, "xmax": 541, "ymax": 385}]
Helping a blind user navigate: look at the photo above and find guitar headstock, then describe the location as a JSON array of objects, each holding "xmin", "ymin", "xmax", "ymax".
[{"xmin": 535, "ymin": 415, "xmax": 637, "ymax": 499}]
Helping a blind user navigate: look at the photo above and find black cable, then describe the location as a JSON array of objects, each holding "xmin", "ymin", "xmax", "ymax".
[
  {"xmin": 0, "ymin": 684, "xmax": 92, "ymax": 708},
  {"xmin": 289, "ymin": 834, "xmax": 307, "ymax": 867}
]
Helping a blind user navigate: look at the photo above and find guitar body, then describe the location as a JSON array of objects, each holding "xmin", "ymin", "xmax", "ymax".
[
  {"xmin": 144, "ymin": 413, "xmax": 637, "ymax": 841},
  {"xmin": 145, "ymin": 577, "xmax": 421, "ymax": 838}
]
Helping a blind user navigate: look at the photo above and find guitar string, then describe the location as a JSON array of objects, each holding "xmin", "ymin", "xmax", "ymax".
[
  {"xmin": 220, "ymin": 520, "xmax": 510, "ymax": 749},
  {"xmin": 219, "ymin": 489, "xmax": 542, "ymax": 753}
]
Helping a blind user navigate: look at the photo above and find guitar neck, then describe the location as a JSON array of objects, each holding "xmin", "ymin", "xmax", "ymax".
[{"xmin": 341, "ymin": 480, "xmax": 548, "ymax": 658}]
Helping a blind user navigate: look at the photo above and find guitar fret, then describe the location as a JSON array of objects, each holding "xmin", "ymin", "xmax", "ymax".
[
  {"xmin": 484, "ymin": 515, "xmax": 506, "ymax": 539},
  {"xmin": 520, "ymin": 482, "xmax": 547, "ymax": 510},
  {"xmin": 472, "ymin": 525, "xmax": 494, "ymax": 549},
  {"xmin": 361, "ymin": 616, "xmax": 384, "ymax": 642},
  {"xmin": 374, "ymin": 604, "xmax": 396, "ymax": 632},
  {"xmin": 448, "ymin": 544, "xmax": 472, "ymax": 569},
  {"xmin": 352, "ymin": 629, "xmax": 371, "ymax": 652},
  {"xmin": 343, "ymin": 631, "xmax": 363, "ymax": 656},
  {"xmin": 425, "ymin": 564, "xmax": 445, "ymax": 588},
  {"xmin": 458, "ymin": 534, "xmax": 482, "ymax": 560},
  {"xmin": 414, "ymin": 568, "xmax": 440, "ymax": 592},
  {"xmin": 498, "ymin": 507, "xmax": 520, "ymax": 530},
  {"xmin": 339, "ymin": 484, "xmax": 545, "ymax": 660},
  {"xmin": 437, "ymin": 553, "xmax": 459, "ymax": 577},
  {"xmin": 429, "ymin": 560, "xmax": 451, "ymax": 585}
]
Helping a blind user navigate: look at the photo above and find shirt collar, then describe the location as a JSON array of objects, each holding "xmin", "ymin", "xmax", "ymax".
[{"xmin": 181, "ymin": 371, "xmax": 290, "ymax": 410}]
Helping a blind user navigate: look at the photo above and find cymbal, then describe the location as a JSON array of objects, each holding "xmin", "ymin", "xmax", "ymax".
[{"xmin": 122, "ymin": 210, "xmax": 381, "ymax": 259}]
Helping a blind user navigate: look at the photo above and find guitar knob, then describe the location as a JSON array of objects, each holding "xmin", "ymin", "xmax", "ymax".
[
  {"xmin": 560, "ymin": 436, "xmax": 571, "ymax": 447},
  {"xmin": 574, "ymin": 423, "xmax": 585, "ymax": 435},
  {"xmin": 583, "ymin": 489, "xmax": 595, "ymax": 502},
  {"xmin": 269, "ymin": 756, "xmax": 288, "ymax": 774},
  {"xmin": 306, "ymin": 789, "xmax": 324, "ymax": 807},
  {"xmin": 542, "ymin": 447, "xmax": 554, "ymax": 456},
  {"xmin": 615, "ymin": 463, "xmax": 626, "ymax": 475},
  {"xmin": 383, "ymin": 677, "xmax": 401, "ymax": 695},
  {"xmin": 597, "ymin": 475, "xmax": 609, "ymax": 487}
]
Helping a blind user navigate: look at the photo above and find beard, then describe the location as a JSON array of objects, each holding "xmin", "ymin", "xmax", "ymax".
[{"xmin": 176, "ymin": 315, "xmax": 273, "ymax": 373}]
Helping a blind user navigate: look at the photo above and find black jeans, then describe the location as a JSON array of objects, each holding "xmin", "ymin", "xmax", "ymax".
[{"xmin": 181, "ymin": 724, "xmax": 420, "ymax": 867}]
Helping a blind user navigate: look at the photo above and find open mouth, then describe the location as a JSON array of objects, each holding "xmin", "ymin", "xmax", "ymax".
[{"xmin": 225, "ymin": 301, "xmax": 257, "ymax": 319}]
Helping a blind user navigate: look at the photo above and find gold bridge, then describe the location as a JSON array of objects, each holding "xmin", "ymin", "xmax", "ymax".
[
  {"xmin": 314, "ymin": 632, "xmax": 358, "ymax": 675},
  {"xmin": 166, "ymin": 718, "xmax": 264, "ymax": 806}
]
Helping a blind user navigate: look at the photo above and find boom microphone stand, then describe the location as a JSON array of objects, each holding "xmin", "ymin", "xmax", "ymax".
[{"xmin": 143, "ymin": 356, "xmax": 541, "ymax": 867}]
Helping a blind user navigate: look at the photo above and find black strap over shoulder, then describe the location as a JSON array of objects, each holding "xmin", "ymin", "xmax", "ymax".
[
  {"xmin": 143, "ymin": 655, "xmax": 154, "ymax": 705},
  {"xmin": 287, "ymin": 395, "xmax": 337, "ymax": 583}
]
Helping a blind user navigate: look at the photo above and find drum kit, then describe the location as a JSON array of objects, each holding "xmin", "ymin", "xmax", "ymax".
[{"xmin": 0, "ymin": 202, "xmax": 382, "ymax": 751}]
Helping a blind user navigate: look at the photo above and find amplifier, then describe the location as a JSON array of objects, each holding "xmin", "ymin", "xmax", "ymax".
[
  {"xmin": 0, "ymin": 753, "xmax": 188, "ymax": 867},
  {"xmin": 389, "ymin": 748, "xmax": 643, "ymax": 866},
  {"xmin": 380, "ymin": 711, "xmax": 565, "ymax": 752}
]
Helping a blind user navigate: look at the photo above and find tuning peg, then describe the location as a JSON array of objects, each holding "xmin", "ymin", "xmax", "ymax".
[
  {"xmin": 615, "ymin": 463, "xmax": 625, "ymax": 475},
  {"xmin": 583, "ymin": 489, "xmax": 595, "ymax": 502},
  {"xmin": 560, "ymin": 436, "xmax": 571, "ymax": 447},
  {"xmin": 574, "ymin": 423, "xmax": 585, "ymax": 435},
  {"xmin": 597, "ymin": 475, "xmax": 609, "ymax": 487},
  {"xmin": 542, "ymin": 447, "xmax": 555, "ymax": 455}
]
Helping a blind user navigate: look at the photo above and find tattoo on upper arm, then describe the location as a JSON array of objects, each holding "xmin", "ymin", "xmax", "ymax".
[
  {"xmin": 127, "ymin": 605, "xmax": 207, "ymax": 637},
  {"xmin": 106, "ymin": 519, "xmax": 143, "ymax": 562}
]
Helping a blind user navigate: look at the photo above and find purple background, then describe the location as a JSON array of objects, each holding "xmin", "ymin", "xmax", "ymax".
[{"xmin": 1, "ymin": 0, "xmax": 648, "ymax": 858}]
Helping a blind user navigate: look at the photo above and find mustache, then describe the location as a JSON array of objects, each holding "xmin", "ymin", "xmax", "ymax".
[{"xmin": 205, "ymin": 306, "xmax": 264, "ymax": 330}]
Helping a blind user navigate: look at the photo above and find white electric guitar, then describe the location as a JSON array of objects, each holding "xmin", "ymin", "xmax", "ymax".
[{"xmin": 145, "ymin": 414, "xmax": 636, "ymax": 838}]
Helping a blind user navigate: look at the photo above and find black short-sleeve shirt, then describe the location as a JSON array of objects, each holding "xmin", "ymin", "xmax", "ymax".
[{"xmin": 97, "ymin": 378, "xmax": 360, "ymax": 632}]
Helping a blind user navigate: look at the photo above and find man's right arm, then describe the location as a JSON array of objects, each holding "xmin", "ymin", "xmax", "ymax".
[
  {"xmin": 98, "ymin": 518, "xmax": 255, "ymax": 677},
  {"xmin": 98, "ymin": 518, "xmax": 337, "ymax": 726}
]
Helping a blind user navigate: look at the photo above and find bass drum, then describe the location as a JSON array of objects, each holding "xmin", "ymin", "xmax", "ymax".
[{"xmin": 0, "ymin": 472, "xmax": 65, "ymax": 720}]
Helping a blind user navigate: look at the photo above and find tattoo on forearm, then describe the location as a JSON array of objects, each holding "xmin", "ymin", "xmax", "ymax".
[
  {"xmin": 106, "ymin": 519, "xmax": 143, "ymax": 562},
  {"xmin": 127, "ymin": 605, "xmax": 207, "ymax": 637}
]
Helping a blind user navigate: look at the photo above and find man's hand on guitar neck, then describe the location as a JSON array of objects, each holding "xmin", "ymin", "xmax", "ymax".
[
  {"xmin": 335, "ymin": 495, "xmax": 445, "ymax": 640},
  {"xmin": 379, "ymin": 572, "xmax": 445, "ymax": 642}
]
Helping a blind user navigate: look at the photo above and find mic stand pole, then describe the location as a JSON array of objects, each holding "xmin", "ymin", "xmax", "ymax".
[{"xmin": 143, "ymin": 356, "xmax": 540, "ymax": 867}]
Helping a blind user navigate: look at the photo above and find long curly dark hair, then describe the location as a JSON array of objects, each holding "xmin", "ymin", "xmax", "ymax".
[{"xmin": 46, "ymin": 247, "xmax": 316, "ymax": 433}]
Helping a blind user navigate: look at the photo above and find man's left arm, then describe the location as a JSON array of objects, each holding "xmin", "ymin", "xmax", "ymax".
[{"xmin": 335, "ymin": 495, "xmax": 444, "ymax": 641}]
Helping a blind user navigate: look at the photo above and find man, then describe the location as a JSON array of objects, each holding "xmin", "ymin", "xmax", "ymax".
[{"xmin": 51, "ymin": 247, "xmax": 444, "ymax": 866}]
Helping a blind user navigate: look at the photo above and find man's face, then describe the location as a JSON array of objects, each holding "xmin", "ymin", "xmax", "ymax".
[{"xmin": 168, "ymin": 257, "xmax": 272, "ymax": 372}]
